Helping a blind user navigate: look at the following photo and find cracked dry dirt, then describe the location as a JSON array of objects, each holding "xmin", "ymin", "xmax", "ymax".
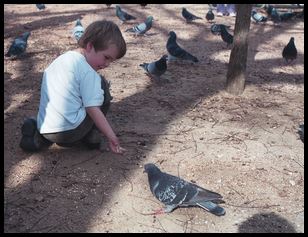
[{"xmin": 4, "ymin": 4, "xmax": 304, "ymax": 233}]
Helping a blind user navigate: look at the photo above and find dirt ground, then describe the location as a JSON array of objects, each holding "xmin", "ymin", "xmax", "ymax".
[{"xmin": 4, "ymin": 4, "xmax": 304, "ymax": 233}]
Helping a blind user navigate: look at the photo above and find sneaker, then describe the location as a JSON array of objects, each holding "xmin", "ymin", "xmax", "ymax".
[
  {"xmin": 217, "ymin": 12, "xmax": 224, "ymax": 16},
  {"xmin": 19, "ymin": 118, "xmax": 49, "ymax": 152},
  {"xmin": 229, "ymin": 12, "xmax": 236, "ymax": 17}
]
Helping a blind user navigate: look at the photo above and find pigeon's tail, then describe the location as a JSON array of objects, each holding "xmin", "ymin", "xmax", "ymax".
[
  {"xmin": 125, "ymin": 27, "xmax": 135, "ymax": 33},
  {"xmin": 5, "ymin": 51, "xmax": 11, "ymax": 57},
  {"xmin": 185, "ymin": 53, "xmax": 199, "ymax": 63},
  {"xmin": 197, "ymin": 201, "xmax": 226, "ymax": 216}
]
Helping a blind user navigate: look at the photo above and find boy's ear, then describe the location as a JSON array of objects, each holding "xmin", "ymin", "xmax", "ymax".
[{"xmin": 85, "ymin": 42, "xmax": 93, "ymax": 52}]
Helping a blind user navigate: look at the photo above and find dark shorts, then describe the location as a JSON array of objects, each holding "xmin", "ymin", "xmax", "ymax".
[{"xmin": 41, "ymin": 75, "xmax": 112, "ymax": 145}]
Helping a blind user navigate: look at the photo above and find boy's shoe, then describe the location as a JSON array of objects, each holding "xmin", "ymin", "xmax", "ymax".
[
  {"xmin": 229, "ymin": 12, "xmax": 236, "ymax": 17},
  {"xmin": 19, "ymin": 118, "xmax": 50, "ymax": 152},
  {"xmin": 217, "ymin": 12, "xmax": 224, "ymax": 17}
]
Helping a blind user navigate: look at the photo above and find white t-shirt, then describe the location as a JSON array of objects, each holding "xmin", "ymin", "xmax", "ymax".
[{"xmin": 37, "ymin": 51, "xmax": 104, "ymax": 133}]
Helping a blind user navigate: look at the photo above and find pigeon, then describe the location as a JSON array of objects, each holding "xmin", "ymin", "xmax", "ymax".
[
  {"xmin": 139, "ymin": 55, "xmax": 168, "ymax": 80},
  {"xmin": 72, "ymin": 19, "xmax": 84, "ymax": 42},
  {"xmin": 251, "ymin": 10, "xmax": 268, "ymax": 23},
  {"xmin": 298, "ymin": 124, "xmax": 304, "ymax": 143},
  {"xmin": 282, "ymin": 37, "xmax": 297, "ymax": 63},
  {"xmin": 210, "ymin": 24, "xmax": 231, "ymax": 35},
  {"xmin": 166, "ymin": 31, "xmax": 199, "ymax": 63},
  {"xmin": 279, "ymin": 11, "xmax": 296, "ymax": 22},
  {"xmin": 266, "ymin": 5, "xmax": 281, "ymax": 23},
  {"xmin": 144, "ymin": 163, "xmax": 226, "ymax": 216},
  {"xmin": 116, "ymin": 5, "xmax": 137, "ymax": 24},
  {"xmin": 206, "ymin": 9, "xmax": 215, "ymax": 23},
  {"xmin": 182, "ymin": 8, "xmax": 202, "ymax": 23},
  {"xmin": 36, "ymin": 4, "xmax": 45, "ymax": 10},
  {"xmin": 125, "ymin": 16, "xmax": 154, "ymax": 36},
  {"xmin": 220, "ymin": 24, "xmax": 233, "ymax": 47},
  {"xmin": 5, "ymin": 32, "xmax": 31, "ymax": 57}
]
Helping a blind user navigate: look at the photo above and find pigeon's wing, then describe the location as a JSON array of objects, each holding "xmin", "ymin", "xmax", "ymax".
[
  {"xmin": 132, "ymin": 22, "xmax": 147, "ymax": 34},
  {"xmin": 167, "ymin": 42, "xmax": 198, "ymax": 62}
]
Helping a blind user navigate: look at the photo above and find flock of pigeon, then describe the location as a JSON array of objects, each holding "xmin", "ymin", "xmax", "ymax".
[{"xmin": 5, "ymin": 4, "xmax": 303, "ymax": 216}]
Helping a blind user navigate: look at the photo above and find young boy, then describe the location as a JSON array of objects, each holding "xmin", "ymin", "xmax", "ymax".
[{"xmin": 20, "ymin": 20, "xmax": 126, "ymax": 154}]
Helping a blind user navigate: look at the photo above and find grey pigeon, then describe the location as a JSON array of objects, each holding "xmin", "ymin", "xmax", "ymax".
[
  {"xmin": 282, "ymin": 37, "xmax": 297, "ymax": 63},
  {"xmin": 279, "ymin": 11, "xmax": 296, "ymax": 22},
  {"xmin": 125, "ymin": 16, "xmax": 154, "ymax": 36},
  {"xmin": 266, "ymin": 5, "xmax": 281, "ymax": 23},
  {"xmin": 36, "ymin": 4, "xmax": 45, "ymax": 10},
  {"xmin": 72, "ymin": 19, "xmax": 84, "ymax": 42},
  {"xmin": 5, "ymin": 32, "xmax": 31, "ymax": 57},
  {"xmin": 166, "ymin": 31, "xmax": 199, "ymax": 63},
  {"xmin": 116, "ymin": 5, "xmax": 136, "ymax": 24},
  {"xmin": 251, "ymin": 10, "xmax": 267, "ymax": 23},
  {"xmin": 182, "ymin": 8, "xmax": 202, "ymax": 22},
  {"xmin": 206, "ymin": 9, "xmax": 215, "ymax": 22},
  {"xmin": 210, "ymin": 24, "xmax": 231, "ymax": 35},
  {"xmin": 298, "ymin": 124, "xmax": 304, "ymax": 143},
  {"xmin": 139, "ymin": 55, "xmax": 168, "ymax": 80},
  {"xmin": 220, "ymin": 24, "xmax": 233, "ymax": 47},
  {"xmin": 144, "ymin": 163, "xmax": 225, "ymax": 216}
]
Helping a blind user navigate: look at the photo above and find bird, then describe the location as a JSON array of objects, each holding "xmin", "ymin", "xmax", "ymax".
[
  {"xmin": 210, "ymin": 24, "xmax": 231, "ymax": 35},
  {"xmin": 116, "ymin": 5, "xmax": 137, "ymax": 24},
  {"xmin": 125, "ymin": 16, "xmax": 154, "ymax": 36},
  {"xmin": 166, "ymin": 31, "xmax": 199, "ymax": 63},
  {"xmin": 206, "ymin": 9, "xmax": 215, "ymax": 23},
  {"xmin": 144, "ymin": 163, "xmax": 226, "ymax": 216},
  {"xmin": 182, "ymin": 8, "xmax": 202, "ymax": 23},
  {"xmin": 266, "ymin": 5, "xmax": 281, "ymax": 23},
  {"xmin": 298, "ymin": 124, "xmax": 304, "ymax": 143},
  {"xmin": 220, "ymin": 24, "xmax": 233, "ymax": 47},
  {"xmin": 279, "ymin": 11, "xmax": 296, "ymax": 22},
  {"xmin": 251, "ymin": 10, "xmax": 268, "ymax": 23},
  {"xmin": 282, "ymin": 37, "xmax": 297, "ymax": 63},
  {"xmin": 36, "ymin": 4, "xmax": 45, "ymax": 10},
  {"xmin": 139, "ymin": 55, "xmax": 168, "ymax": 80},
  {"xmin": 5, "ymin": 32, "xmax": 31, "ymax": 57},
  {"xmin": 72, "ymin": 19, "xmax": 84, "ymax": 42}
]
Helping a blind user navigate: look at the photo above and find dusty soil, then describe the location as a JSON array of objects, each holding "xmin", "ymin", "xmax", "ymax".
[{"xmin": 4, "ymin": 4, "xmax": 304, "ymax": 233}]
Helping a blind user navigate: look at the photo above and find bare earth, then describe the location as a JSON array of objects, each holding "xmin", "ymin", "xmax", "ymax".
[{"xmin": 4, "ymin": 4, "xmax": 304, "ymax": 233}]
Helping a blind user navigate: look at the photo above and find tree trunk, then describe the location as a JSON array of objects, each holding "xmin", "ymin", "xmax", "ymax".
[{"xmin": 226, "ymin": 4, "xmax": 252, "ymax": 95}]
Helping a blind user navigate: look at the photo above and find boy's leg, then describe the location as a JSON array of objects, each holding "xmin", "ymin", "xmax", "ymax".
[
  {"xmin": 227, "ymin": 4, "xmax": 236, "ymax": 17},
  {"xmin": 217, "ymin": 4, "xmax": 226, "ymax": 16},
  {"xmin": 42, "ymin": 114, "xmax": 94, "ymax": 146}
]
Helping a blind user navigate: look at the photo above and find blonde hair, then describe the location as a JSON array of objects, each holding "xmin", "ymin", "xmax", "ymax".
[{"xmin": 78, "ymin": 20, "xmax": 126, "ymax": 59}]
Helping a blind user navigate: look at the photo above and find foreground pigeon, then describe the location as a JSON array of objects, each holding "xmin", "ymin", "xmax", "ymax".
[
  {"xmin": 116, "ymin": 5, "xmax": 136, "ymax": 24},
  {"xmin": 182, "ymin": 8, "xmax": 202, "ymax": 22},
  {"xmin": 125, "ymin": 16, "xmax": 154, "ymax": 36},
  {"xmin": 72, "ymin": 19, "xmax": 84, "ymax": 42},
  {"xmin": 298, "ymin": 124, "xmax": 304, "ymax": 143},
  {"xmin": 282, "ymin": 37, "xmax": 297, "ymax": 63},
  {"xmin": 144, "ymin": 163, "xmax": 226, "ymax": 216},
  {"xmin": 206, "ymin": 9, "xmax": 215, "ymax": 23},
  {"xmin": 210, "ymin": 24, "xmax": 231, "ymax": 35},
  {"xmin": 166, "ymin": 31, "xmax": 199, "ymax": 63},
  {"xmin": 251, "ymin": 10, "xmax": 267, "ymax": 23},
  {"xmin": 5, "ymin": 32, "xmax": 31, "ymax": 57},
  {"xmin": 139, "ymin": 55, "xmax": 168, "ymax": 80},
  {"xmin": 220, "ymin": 24, "xmax": 233, "ymax": 47},
  {"xmin": 279, "ymin": 11, "xmax": 296, "ymax": 22},
  {"xmin": 36, "ymin": 4, "xmax": 45, "ymax": 10}
]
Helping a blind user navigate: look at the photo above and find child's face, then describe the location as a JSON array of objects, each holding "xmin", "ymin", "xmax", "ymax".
[{"xmin": 85, "ymin": 43, "xmax": 119, "ymax": 71}]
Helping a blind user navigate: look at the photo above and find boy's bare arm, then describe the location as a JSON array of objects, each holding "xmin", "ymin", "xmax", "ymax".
[{"xmin": 85, "ymin": 106, "xmax": 125, "ymax": 154}]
